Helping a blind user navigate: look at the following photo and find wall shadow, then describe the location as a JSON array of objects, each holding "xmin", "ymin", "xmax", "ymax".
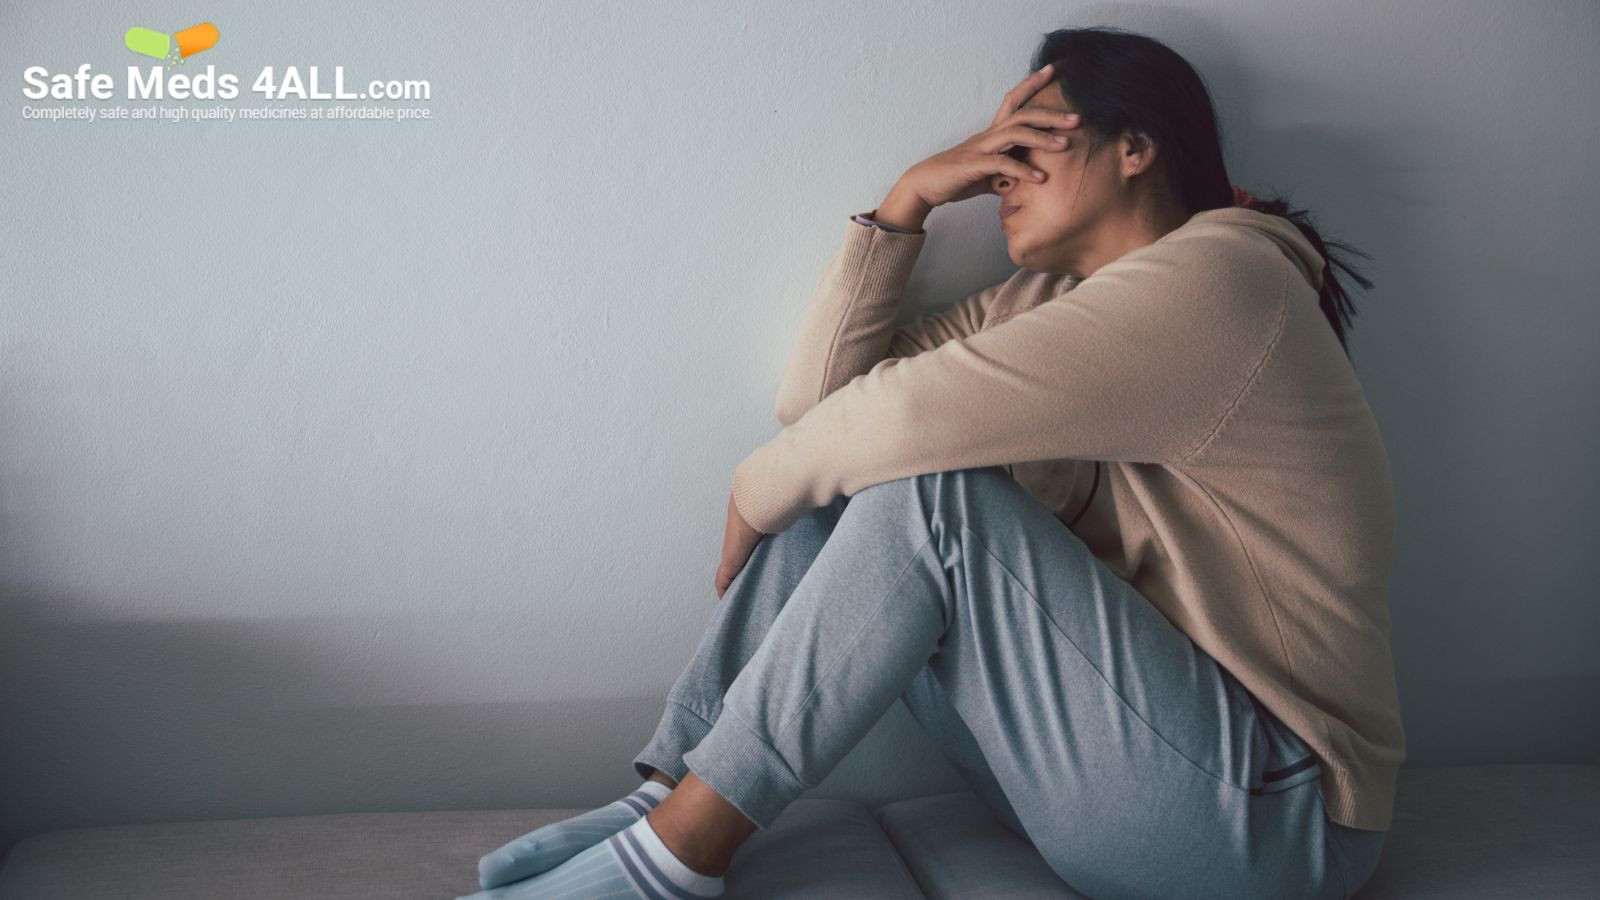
[{"xmin": 0, "ymin": 585, "xmax": 965, "ymax": 857}]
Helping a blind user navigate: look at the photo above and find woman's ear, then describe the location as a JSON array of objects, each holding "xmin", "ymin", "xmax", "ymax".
[{"xmin": 1119, "ymin": 131, "xmax": 1160, "ymax": 179}]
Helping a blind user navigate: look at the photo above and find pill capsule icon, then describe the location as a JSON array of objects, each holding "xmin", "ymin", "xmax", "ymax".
[
  {"xmin": 124, "ymin": 26, "xmax": 170, "ymax": 60},
  {"xmin": 123, "ymin": 23, "xmax": 219, "ymax": 62},
  {"xmin": 174, "ymin": 23, "xmax": 219, "ymax": 58}
]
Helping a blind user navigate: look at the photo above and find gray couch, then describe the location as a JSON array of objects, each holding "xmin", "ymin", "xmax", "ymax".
[{"xmin": 1, "ymin": 764, "xmax": 1595, "ymax": 898}]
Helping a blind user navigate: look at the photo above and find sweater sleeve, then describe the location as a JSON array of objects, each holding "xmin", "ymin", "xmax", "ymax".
[
  {"xmin": 851, "ymin": 213, "xmax": 921, "ymax": 234},
  {"xmin": 733, "ymin": 231, "xmax": 1291, "ymax": 534},
  {"xmin": 773, "ymin": 212, "xmax": 1007, "ymax": 426}
]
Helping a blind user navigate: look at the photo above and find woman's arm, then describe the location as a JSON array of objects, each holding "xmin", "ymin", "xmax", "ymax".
[
  {"xmin": 772, "ymin": 213, "xmax": 1010, "ymax": 426},
  {"xmin": 772, "ymin": 63, "xmax": 1083, "ymax": 427},
  {"xmin": 735, "ymin": 230, "xmax": 1292, "ymax": 534}
]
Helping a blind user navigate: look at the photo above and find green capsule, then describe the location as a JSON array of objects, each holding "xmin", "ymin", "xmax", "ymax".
[{"xmin": 124, "ymin": 27, "xmax": 171, "ymax": 61}]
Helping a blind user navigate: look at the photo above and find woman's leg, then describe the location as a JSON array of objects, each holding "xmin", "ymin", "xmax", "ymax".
[
  {"xmin": 898, "ymin": 661, "xmax": 1031, "ymax": 840},
  {"xmin": 634, "ymin": 485, "xmax": 1032, "ymax": 836},
  {"xmin": 631, "ymin": 494, "xmax": 852, "ymax": 787},
  {"xmin": 675, "ymin": 464, "xmax": 1351, "ymax": 898}
]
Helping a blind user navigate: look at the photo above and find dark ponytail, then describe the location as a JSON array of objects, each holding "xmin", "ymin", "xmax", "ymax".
[
  {"xmin": 1236, "ymin": 192, "xmax": 1375, "ymax": 357},
  {"xmin": 1030, "ymin": 26, "xmax": 1375, "ymax": 357}
]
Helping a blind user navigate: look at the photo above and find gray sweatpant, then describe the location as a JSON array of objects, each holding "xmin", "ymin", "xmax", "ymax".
[{"xmin": 632, "ymin": 465, "xmax": 1387, "ymax": 899}]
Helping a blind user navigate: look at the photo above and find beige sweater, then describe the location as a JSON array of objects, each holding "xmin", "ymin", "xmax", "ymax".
[{"xmin": 731, "ymin": 207, "xmax": 1406, "ymax": 831}]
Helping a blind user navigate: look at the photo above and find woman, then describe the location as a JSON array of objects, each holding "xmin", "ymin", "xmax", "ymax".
[{"xmin": 464, "ymin": 25, "xmax": 1402, "ymax": 900}]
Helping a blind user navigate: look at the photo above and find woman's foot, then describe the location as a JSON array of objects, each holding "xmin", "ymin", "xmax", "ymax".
[
  {"xmin": 475, "ymin": 780, "xmax": 672, "ymax": 889},
  {"xmin": 459, "ymin": 814, "xmax": 724, "ymax": 899}
]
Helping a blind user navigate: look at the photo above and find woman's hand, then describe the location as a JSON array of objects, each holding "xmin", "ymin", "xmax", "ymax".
[
  {"xmin": 887, "ymin": 62, "xmax": 1082, "ymax": 216},
  {"xmin": 715, "ymin": 489, "xmax": 764, "ymax": 600}
]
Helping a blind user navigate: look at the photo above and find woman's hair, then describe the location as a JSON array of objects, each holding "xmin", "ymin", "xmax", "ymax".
[{"xmin": 1030, "ymin": 26, "xmax": 1374, "ymax": 356}]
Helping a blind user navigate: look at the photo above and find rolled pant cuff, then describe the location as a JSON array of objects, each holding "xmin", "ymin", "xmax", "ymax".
[
  {"xmin": 680, "ymin": 710, "xmax": 809, "ymax": 830},
  {"xmin": 633, "ymin": 700, "xmax": 715, "ymax": 785}
]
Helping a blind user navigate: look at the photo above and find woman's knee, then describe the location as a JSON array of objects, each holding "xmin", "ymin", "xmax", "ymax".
[
  {"xmin": 857, "ymin": 465, "xmax": 1044, "ymax": 531},
  {"xmin": 850, "ymin": 465, "xmax": 1014, "ymax": 507},
  {"xmin": 749, "ymin": 493, "xmax": 848, "ymax": 573}
]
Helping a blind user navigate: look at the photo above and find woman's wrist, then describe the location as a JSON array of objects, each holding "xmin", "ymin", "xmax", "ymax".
[{"xmin": 871, "ymin": 183, "xmax": 934, "ymax": 233}]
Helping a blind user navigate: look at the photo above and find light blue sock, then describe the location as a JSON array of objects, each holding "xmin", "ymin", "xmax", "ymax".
[
  {"xmin": 477, "ymin": 780, "xmax": 672, "ymax": 889},
  {"xmin": 459, "ymin": 814, "xmax": 726, "ymax": 899}
]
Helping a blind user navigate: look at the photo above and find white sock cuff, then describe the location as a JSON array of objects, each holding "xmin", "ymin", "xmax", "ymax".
[
  {"xmin": 636, "ymin": 779, "xmax": 673, "ymax": 803},
  {"xmin": 629, "ymin": 815, "xmax": 724, "ymax": 895}
]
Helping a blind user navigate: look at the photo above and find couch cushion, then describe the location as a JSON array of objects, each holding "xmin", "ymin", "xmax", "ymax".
[
  {"xmin": 874, "ymin": 764, "xmax": 1600, "ymax": 899},
  {"xmin": 725, "ymin": 797, "xmax": 925, "ymax": 898},
  {"xmin": 0, "ymin": 797, "xmax": 924, "ymax": 899}
]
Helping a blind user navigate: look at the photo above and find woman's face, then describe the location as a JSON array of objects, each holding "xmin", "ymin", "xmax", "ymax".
[{"xmin": 991, "ymin": 81, "xmax": 1170, "ymax": 277}]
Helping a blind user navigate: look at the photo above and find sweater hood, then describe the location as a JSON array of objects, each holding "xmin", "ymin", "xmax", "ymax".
[{"xmin": 1187, "ymin": 206, "xmax": 1326, "ymax": 294}]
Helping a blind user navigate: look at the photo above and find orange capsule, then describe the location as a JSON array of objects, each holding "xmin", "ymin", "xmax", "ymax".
[{"xmin": 174, "ymin": 23, "xmax": 219, "ymax": 58}]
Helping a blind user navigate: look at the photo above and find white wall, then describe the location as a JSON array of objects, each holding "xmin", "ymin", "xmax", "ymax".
[{"xmin": 3, "ymin": 0, "xmax": 1596, "ymax": 852}]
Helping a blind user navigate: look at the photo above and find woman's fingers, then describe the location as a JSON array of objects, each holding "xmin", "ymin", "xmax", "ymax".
[
  {"xmin": 991, "ymin": 62, "xmax": 1055, "ymax": 128},
  {"xmin": 1008, "ymin": 106, "xmax": 1081, "ymax": 131},
  {"xmin": 992, "ymin": 155, "xmax": 1046, "ymax": 183},
  {"xmin": 894, "ymin": 65, "xmax": 1078, "ymax": 209},
  {"xmin": 984, "ymin": 122, "xmax": 1074, "ymax": 157}
]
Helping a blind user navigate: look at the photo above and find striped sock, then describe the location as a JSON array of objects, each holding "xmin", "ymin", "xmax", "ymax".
[
  {"xmin": 458, "ymin": 815, "xmax": 725, "ymax": 899},
  {"xmin": 477, "ymin": 780, "xmax": 671, "ymax": 889}
]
